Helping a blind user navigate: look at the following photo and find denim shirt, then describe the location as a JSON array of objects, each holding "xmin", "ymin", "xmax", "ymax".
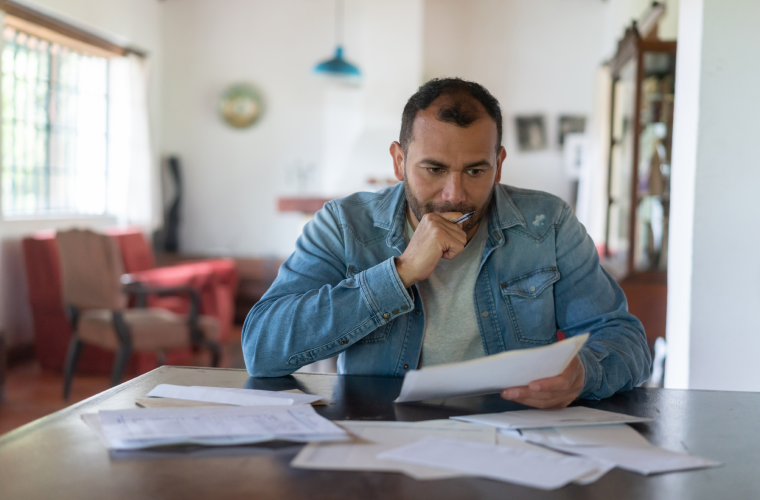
[{"xmin": 243, "ymin": 183, "xmax": 651, "ymax": 400}]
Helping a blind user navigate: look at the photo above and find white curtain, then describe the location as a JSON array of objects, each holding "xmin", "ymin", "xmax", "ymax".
[{"xmin": 107, "ymin": 54, "xmax": 155, "ymax": 228}]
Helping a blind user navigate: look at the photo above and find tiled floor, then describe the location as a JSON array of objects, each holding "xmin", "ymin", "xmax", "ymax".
[{"xmin": 0, "ymin": 327, "xmax": 246, "ymax": 437}]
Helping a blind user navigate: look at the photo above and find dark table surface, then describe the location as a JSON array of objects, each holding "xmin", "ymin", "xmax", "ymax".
[{"xmin": 1, "ymin": 366, "xmax": 758, "ymax": 499}]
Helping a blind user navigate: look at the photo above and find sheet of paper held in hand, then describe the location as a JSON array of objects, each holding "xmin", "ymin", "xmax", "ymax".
[
  {"xmin": 95, "ymin": 405, "xmax": 348, "ymax": 450},
  {"xmin": 394, "ymin": 333, "xmax": 588, "ymax": 403}
]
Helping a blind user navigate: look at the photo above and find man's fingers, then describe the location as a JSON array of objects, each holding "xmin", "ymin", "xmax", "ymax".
[
  {"xmin": 506, "ymin": 394, "xmax": 573, "ymax": 409},
  {"xmin": 502, "ymin": 387, "xmax": 568, "ymax": 401},
  {"xmin": 528, "ymin": 375, "xmax": 572, "ymax": 392}
]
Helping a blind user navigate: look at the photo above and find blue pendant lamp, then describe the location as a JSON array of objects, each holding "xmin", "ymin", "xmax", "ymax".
[{"xmin": 314, "ymin": 0, "xmax": 361, "ymax": 80}]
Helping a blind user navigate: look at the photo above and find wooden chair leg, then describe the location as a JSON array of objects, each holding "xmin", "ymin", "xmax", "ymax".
[
  {"xmin": 207, "ymin": 342, "xmax": 221, "ymax": 368},
  {"xmin": 63, "ymin": 337, "xmax": 83, "ymax": 400},
  {"xmin": 111, "ymin": 344, "xmax": 131, "ymax": 387},
  {"xmin": 111, "ymin": 312, "xmax": 132, "ymax": 387}
]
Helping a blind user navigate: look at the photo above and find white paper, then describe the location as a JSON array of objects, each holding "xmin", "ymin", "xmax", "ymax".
[
  {"xmin": 521, "ymin": 425, "xmax": 652, "ymax": 448},
  {"xmin": 496, "ymin": 429, "xmax": 615, "ymax": 485},
  {"xmin": 146, "ymin": 384, "xmax": 323, "ymax": 406},
  {"xmin": 452, "ymin": 406, "xmax": 652, "ymax": 429},
  {"xmin": 548, "ymin": 443, "xmax": 721, "ymax": 475},
  {"xmin": 95, "ymin": 405, "xmax": 347, "ymax": 450},
  {"xmin": 211, "ymin": 386, "xmax": 324, "ymax": 405},
  {"xmin": 291, "ymin": 420, "xmax": 496, "ymax": 480},
  {"xmin": 395, "ymin": 334, "xmax": 588, "ymax": 402},
  {"xmin": 378, "ymin": 436, "xmax": 601, "ymax": 490}
]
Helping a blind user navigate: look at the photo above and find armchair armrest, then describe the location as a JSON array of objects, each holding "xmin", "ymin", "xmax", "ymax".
[{"xmin": 122, "ymin": 277, "xmax": 203, "ymax": 345}]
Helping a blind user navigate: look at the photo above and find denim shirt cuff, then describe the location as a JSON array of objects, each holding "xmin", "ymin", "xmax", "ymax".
[
  {"xmin": 577, "ymin": 346, "xmax": 603, "ymax": 400},
  {"xmin": 358, "ymin": 257, "xmax": 415, "ymax": 326}
]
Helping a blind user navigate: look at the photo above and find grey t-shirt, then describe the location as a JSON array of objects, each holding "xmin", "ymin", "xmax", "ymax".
[{"xmin": 405, "ymin": 217, "xmax": 488, "ymax": 367}]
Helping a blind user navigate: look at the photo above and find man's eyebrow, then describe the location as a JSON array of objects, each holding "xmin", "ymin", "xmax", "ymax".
[
  {"xmin": 464, "ymin": 160, "xmax": 491, "ymax": 169},
  {"xmin": 418, "ymin": 158, "xmax": 449, "ymax": 168},
  {"xmin": 418, "ymin": 159, "xmax": 492, "ymax": 169}
]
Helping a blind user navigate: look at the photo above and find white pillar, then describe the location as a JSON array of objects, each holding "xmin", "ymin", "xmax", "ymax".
[{"xmin": 666, "ymin": 0, "xmax": 760, "ymax": 391}]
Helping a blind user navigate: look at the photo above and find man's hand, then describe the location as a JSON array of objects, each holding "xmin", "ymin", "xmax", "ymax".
[
  {"xmin": 395, "ymin": 212, "xmax": 467, "ymax": 288},
  {"xmin": 500, "ymin": 355, "xmax": 585, "ymax": 409}
]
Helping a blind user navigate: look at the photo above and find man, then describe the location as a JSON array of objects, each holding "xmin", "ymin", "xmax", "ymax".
[{"xmin": 243, "ymin": 78, "xmax": 651, "ymax": 408}]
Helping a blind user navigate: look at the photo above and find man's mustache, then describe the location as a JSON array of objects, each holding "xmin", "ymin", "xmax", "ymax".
[{"xmin": 422, "ymin": 202, "xmax": 477, "ymax": 214}]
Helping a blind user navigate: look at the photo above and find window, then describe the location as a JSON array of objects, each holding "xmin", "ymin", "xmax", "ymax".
[{"xmin": 1, "ymin": 25, "xmax": 109, "ymax": 217}]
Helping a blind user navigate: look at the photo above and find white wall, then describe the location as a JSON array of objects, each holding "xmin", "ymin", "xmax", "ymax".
[
  {"xmin": 424, "ymin": 0, "xmax": 608, "ymax": 203},
  {"xmin": 0, "ymin": 0, "xmax": 164, "ymax": 345},
  {"xmin": 160, "ymin": 0, "xmax": 424, "ymax": 257},
  {"xmin": 666, "ymin": 0, "xmax": 760, "ymax": 391}
]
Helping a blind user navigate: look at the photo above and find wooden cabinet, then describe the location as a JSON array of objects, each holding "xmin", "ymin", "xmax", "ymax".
[{"xmin": 604, "ymin": 20, "xmax": 676, "ymax": 351}]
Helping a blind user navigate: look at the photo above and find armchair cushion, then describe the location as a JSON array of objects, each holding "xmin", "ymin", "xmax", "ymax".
[{"xmin": 78, "ymin": 309, "xmax": 220, "ymax": 352}]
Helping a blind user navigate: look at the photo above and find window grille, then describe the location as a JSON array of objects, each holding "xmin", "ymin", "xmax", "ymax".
[{"xmin": 1, "ymin": 25, "xmax": 109, "ymax": 217}]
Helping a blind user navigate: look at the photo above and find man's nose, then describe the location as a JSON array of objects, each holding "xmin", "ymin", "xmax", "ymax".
[{"xmin": 441, "ymin": 173, "xmax": 467, "ymax": 205}]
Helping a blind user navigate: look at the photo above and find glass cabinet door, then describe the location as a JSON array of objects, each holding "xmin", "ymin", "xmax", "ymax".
[
  {"xmin": 606, "ymin": 58, "xmax": 637, "ymax": 278},
  {"xmin": 634, "ymin": 51, "xmax": 676, "ymax": 272}
]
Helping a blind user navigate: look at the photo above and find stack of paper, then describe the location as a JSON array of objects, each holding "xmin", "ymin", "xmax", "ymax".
[
  {"xmin": 516, "ymin": 425, "xmax": 721, "ymax": 475},
  {"xmin": 451, "ymin": 406, "xmax": 653, "ymax": 429},
  {"xmin": 451, "ymin": 407, "xmax": 721, "ymax": 475},
  {"xmin": 84, "ymin": 405, "xmax": 348, "ymax": 450},
  {"xmin": 292, "ymin": 419, "xmax": 614, "ymax": 488},
  {"xmin": 292, "ymin": 420, "xmax": 497, "ymax": 480},
  {"xmin": 145, "ymin": 384, "xmax": 325, "ymax": 406},
  {"xmin": 378, "ymin": 436, "xmax": 603, "ymax": 490}
]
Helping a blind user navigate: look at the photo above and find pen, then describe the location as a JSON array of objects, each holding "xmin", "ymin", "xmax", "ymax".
[{"xmin": 453, "ymin": 212, "xmax": 474, "ymax": 225}]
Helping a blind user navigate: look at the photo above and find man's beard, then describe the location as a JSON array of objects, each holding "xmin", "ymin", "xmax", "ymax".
[{"xmin": 403, "ymin": 176, "xmax": 492, "ymax": 234}]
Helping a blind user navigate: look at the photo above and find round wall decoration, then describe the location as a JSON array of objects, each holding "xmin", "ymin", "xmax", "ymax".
[{"xmin": 218, "ymin": 83, "xmax": 264, "ymax": 129}]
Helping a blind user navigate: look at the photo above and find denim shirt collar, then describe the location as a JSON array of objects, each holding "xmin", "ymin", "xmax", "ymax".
[{"xmin": 373, "ymin": 183, "xmax": 527, "ymax": 251}]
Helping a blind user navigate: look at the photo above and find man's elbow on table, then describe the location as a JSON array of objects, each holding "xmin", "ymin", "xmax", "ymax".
[{"xmin": 241, "ymin": 307, "xmax": 296, "ymax": 378}]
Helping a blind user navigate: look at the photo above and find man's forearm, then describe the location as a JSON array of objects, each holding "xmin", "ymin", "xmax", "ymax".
[{"xmin": 242, "ymin": 257, "xmax": 415, "ymax": 377}]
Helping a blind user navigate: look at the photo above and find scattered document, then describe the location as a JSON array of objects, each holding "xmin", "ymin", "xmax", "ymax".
[
  {"xmin": 514, "ymin": 423, "xmax": 721, "ymax": 475},
  {"xmin": 395, "ymin": 334, "xmax": 588, "ymax": 402},
  {"xmin": 547, "ymin": 443, "xmax": 721, "ymax": 475},
  {"xmin": 452, "ymin": 406, "xmax": 652, "ymax": 429},
  {"xmin": 521, "ymin": 424, "xmax": 651, "ymax": 448},
  {"xmin": 292, "ymin": 420, "xmax": 497, "ymax": 480},
  {"xmin": 495, "ymin": 429, "xmax": 614, "ymax": 484},
  {"xmin": 93, "ymin": 405, "xmax": 348, "ymax": 450},
  {"xmin": 378, "ymin": 436, "xmax": 602, "ymax": 490},
  {"xmin": 146, "ymin": 384, "xmax": 324, "ymax": 406}
]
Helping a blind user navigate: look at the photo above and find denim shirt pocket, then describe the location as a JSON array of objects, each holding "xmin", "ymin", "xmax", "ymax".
[
  {"xmin": 500, "ymin": 266, "xmax": 560, "ymax": 345},
  {"xmin": 346, "ymin": 264, "xmax": 392, "ymax": 344}
]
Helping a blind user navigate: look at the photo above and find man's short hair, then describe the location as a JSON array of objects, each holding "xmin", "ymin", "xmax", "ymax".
[{"xmin": 399, "ymin": 78, "xmax": 503, "ymax": 156}]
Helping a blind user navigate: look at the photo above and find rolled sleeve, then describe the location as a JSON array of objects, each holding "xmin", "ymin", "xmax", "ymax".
[
  {"xmin": 577, "ymin": 346, "xmax": 603, "ymax": 400},
  {"xmin": 358, "ymin": 257, "xmax": 415, "ymax": 325}
]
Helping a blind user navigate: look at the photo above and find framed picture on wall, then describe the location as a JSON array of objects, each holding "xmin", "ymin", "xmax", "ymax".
[
  {"xmin": 514, "ymin": 115, "xmax": 547, "ymax": 152},
  {"xmin": 558, "ymin": 115, "xmax": 587, "ymax": 148}
]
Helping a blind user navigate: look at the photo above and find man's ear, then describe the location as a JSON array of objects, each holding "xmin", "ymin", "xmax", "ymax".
[
  {"xmin": 390, "ymin": 142, "xmax": 405, "ymax": 182},
  {"xmin": 494, "ymin": 146, "xmax": 506, "ymax": 185}
]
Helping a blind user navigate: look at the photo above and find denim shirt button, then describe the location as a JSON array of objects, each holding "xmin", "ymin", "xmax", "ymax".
[
  {"xmin": 493, "ymin": 231, "xmax": 500, "ymax": 239},
  {"xmin": 392, "ymin": 309, "xmax": 399, "ymax": 315},
  {"xmin": 415, "ymin": 310, "xmax": 421, "ymax": 315},
  {"xmin": 482, "ymin": 311, "xmax": 489, "ymax": 317},
  {"xmin": 382, "ymin": 312, "xmax": 390, "ymax": 319},
  {"xmin": 529, "ymin": 285, "xmax": 536, "ymax": 292},
  {"xmin": 403, "ymin": 364, "xmax": 409, "ymax": 370},
  {"xmin": 401, "ymin": 305, "xmax": 409, "ymax": 311}
]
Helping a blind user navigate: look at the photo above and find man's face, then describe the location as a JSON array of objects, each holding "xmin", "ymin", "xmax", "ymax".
[{"xmin": 391, "ymin": 102, "xmax": 506, "ymax": 234}]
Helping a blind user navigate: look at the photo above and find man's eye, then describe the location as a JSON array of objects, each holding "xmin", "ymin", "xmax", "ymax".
[
  {"xmin": 427, "ymin": 168, "xmax": 444, "ymax": 175},
  {"xmin": 467, "ymin": 169, "xmax": 486, "ymax": 176}
]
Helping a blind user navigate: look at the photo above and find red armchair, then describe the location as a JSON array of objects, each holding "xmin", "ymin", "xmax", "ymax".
[
  {"xmin": 22, "ymin": 229, "xmax": 238, "ymax": 375},
  {"xmin": 107, "ymin": 229, "xmax": 238, "ymax": 342}
]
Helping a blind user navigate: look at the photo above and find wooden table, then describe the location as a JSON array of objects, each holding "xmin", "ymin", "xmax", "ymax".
[{"xmin": 1, "ymin": 367, "xmax": 758, "ymax": 499}]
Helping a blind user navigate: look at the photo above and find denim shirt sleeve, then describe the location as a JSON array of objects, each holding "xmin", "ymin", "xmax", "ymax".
[
  {"xmin": 553, "ymin": 205, "xmax": 652, "ymax": 400},
  {"xmin": 241, "ymin": 202, "xmax": 414, "ymax": 377}
]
